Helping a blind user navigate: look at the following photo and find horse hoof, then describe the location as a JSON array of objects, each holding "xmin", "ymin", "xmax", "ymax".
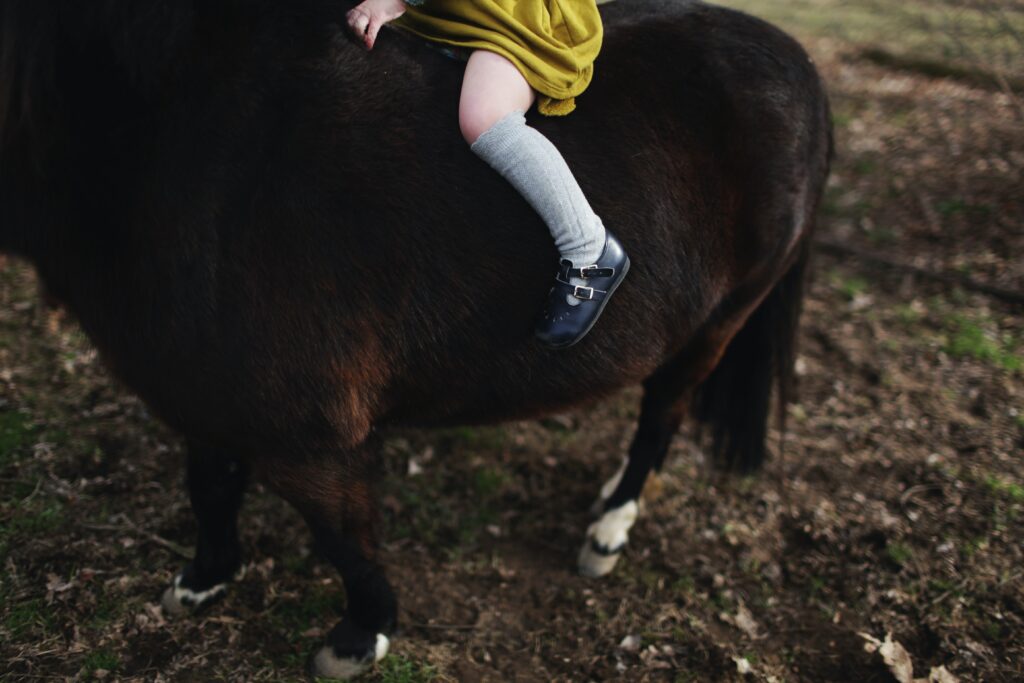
[
  {"xmin": 577, "ymin": 536, "xmax": 623, "ymax": 578},
  {"xmin": 577, "ymin": 500, "xmax": 638, "ymax": 578},
  {"xmin": 160, "ymin": 572, "xmax": 229, "ymax": 617},
  {"xmin": 309, "ymin": 633, "xmax": 389, "ymax": 680}
]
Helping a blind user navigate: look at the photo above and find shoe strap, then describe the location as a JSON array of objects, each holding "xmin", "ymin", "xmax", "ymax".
[
  {"xmin": 555, "ymin": 277, "xmax": 608, "ymax": 301},
  {"xmin": 562, "ymin": 264, "xmax": 615, "ymax": 279},
  {"xmin": 578, "ymin": 265, "xmax": 615, "ymax": 278}
]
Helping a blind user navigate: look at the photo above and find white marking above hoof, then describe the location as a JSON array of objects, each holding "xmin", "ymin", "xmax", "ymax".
[
  {"xmin": 310, "ymin": 634, "xmax": 389, "ymax": 680},
  {"xmin": 160, "ymin": 573, "xmax": 227, "ymax": 617},
  {"xmin": 578, "ymin": 500, "xmax": 638, "ymax": 578},
  {"xmin": 590, "ymin": 458, "xmax": 629, "ymax": 516}
]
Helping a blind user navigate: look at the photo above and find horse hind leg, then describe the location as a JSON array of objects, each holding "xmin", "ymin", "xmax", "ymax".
[
  {"xmin": 578, "ymin": 370, "xmax": 690, "ymax": 577},
  {"xmin": 578, "ymin": 317, "xmax": 755, "ymax": 577},
  {"xmin": 162, "ymin": 441, "xmax": 249, "ymax": 616},
  {"xmin": 578, "ymin": 241, "xmax": 809, "ymax": 577}
]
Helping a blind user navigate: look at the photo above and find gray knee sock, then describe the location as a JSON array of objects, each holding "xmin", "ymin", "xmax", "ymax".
[{"xmin": 470, "ymin": 110, "xmax": 607, "ymax": 267}]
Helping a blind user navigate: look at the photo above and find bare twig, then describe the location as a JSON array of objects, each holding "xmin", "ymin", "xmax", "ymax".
[
  {"xmin": 813, "ymin": 236, "xmax": 1024, "ymax": 304},
  {"xmin": 998, "ymin": 570, "xmax": 1024, "ymax": 588},
  {"xmin": 407, "ymin": 622, "xmax": 480, "ymax": 631},
  {"xmin": 898, "ymin": 484, "xmax": 943, "ymax": 506},
  {"xmin": 78, "ymin": 521, "xmax": 194, "ymax": 559},
  {"xmin": 930, "ymin": 577, "xmax": 972, "ymax": 607},
  {"xmin": 858, "ymin": 47, "xmax": 1024, "ymax": 93}
]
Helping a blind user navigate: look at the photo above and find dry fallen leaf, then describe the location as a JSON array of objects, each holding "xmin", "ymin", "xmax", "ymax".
[
  {"xmin": 859, "ymin": 632, "xmax": 960, "ymax": 683},
  {"xmin": 928, "ymin": 666, "xmax": 958, "ymax": 683},
  {"xmin": 881, "ymin": 635, "xmax": 915, "ymax": 683},
  {"xmin": 721, "ymin": 600, "xmax": 762, "ymax": 639},
  {"xmin": 619, "ymin": 634, "xmax": 641, "ymax": 652},
  {"xmin": 732, "ymin": 656, "xmax": 753, "ymax": 675}
]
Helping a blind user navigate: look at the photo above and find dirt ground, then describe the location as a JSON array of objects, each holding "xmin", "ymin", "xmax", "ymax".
[{"xmin": 1, "ymin": 2, "xmax": 1022, "ymax": 682}]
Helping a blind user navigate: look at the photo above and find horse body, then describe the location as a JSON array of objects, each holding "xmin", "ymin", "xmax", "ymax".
[{"xmin": 1, "ymin": 0, "xmax": 830, "ymax": 676}]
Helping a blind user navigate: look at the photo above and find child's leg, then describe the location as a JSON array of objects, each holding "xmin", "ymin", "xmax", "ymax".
[
  {"xmin": 460, "ymin": 50, "xmax": 606, "ymax": 267},
  {"xmin": 458, "ymin": 50, "xmax": 535, "ymax": 143}
]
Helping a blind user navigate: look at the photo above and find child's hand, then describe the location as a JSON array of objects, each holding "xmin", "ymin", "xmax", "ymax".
[{"xmin": 346, "ymin": 0, "xmax": 408, "ymax": 51}]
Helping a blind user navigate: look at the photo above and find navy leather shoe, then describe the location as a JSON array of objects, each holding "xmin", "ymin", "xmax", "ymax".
[{"xmin": 535, "ymin": 231, "xmax": 630, "ymax": 349}]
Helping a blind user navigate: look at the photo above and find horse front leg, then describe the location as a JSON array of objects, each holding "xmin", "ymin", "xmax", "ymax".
[
  {"xmin": 162, "ymin": 441, "xmax": 249, "ymax": 615},
  {"xmin": 267, "ymin": 447, "xmax": 397, "ymax": 680}
]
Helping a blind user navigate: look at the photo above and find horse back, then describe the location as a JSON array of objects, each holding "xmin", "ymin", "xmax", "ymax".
[
  {"xmin": 348, "ymin": 0, "xmax": 831, "ymax": 426},
  {"xmin": 6, "ymin": 0, "xmax": 830, "ymax": 447}
]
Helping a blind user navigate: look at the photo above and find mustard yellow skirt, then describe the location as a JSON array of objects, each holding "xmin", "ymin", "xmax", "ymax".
[{"xmin": 393, "ymin": 0, "xmax": 604, "ymax": 116}]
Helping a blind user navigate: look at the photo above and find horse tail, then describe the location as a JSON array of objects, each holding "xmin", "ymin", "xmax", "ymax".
[{"xmin": 693, "ymin": 239, "xmax": 810, "ymax": 473}]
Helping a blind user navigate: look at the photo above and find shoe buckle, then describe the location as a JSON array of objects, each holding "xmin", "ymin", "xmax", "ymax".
[
  {"xmin": 573, "ymin": 285, "xmax": 595, "ymax": 300},
  {"xmin": 579, "ymin": 265, "xmax": 613, "ymax": 278}
]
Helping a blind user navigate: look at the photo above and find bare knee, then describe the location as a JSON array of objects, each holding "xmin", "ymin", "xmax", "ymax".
[
  {"xmin": 459, "ymin": 50, "xmax": 535, "ymax": 145},
  {"xmin": 459, "ymin": 103, "xmax": 517, "ymax": 145}
]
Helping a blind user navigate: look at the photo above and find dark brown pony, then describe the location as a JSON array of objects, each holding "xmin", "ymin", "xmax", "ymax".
[{"xmin": 0, "ymin": 0, "xmax": 831, "ymax": 676}]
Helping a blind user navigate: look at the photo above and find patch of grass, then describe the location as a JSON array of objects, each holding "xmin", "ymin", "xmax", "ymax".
[
  {"xmin": 85, "ymin": 591, "xmax": 129, "ymax": 633},
  {"xmin": 717, "ymin": 0, "xmax": 1024, "ymax": 75},
  {"xmin": 962, "ymin": 536, "xmax": 989, "ymax": 559},
  {"xmin": 2, "ymin": 477, "xmax": 39, "ymax": 501},
  {"xmin": 471, "ymin": 466, "xmax": 508, "ymax": 498},
  {"xmin": 828, "ymin": 270, "xmax": 869, "ymax": 301},
  {"xmin": 839, "ymin": 276, "xmax": 868, "ymax": 300},
  {"xmin": 453, "ymin": 508, "xmax": 500, "ymax": 553},
  {"xmin": 14, "ymin": 499, "xmax": 64, "ymax": 533},
  {"xmin": 673, "ymin": 575, "xmax": 696, "ymax": 597},
  {"xmin": 437, "ymin": 426, "xmax": 507, "ymax": 453},
  {"xmin": 273, "ymin": 583, "xmax": 339, "ymax": 632},
  {"xmin": 386, "ymin": 479, "xmax": 448, "ymax": 546},
  {"xmin": 820, "ymin": 186, "xmax": 845, "ymax": 218},
  {"xmin": 374, "ymin": 656, "xmax": 438, "ymax": 683},
  {"xmin": 830, "ymin": 111, "xmax": 852, "ymax": 128},
  {"xmin": 937, "ymin": 198, "xmax": 969, "ymax": 216},
  {"xmin": 982, "ymin": 620, "xmax": 1005, "ymax": 641},
  {"xmin": 710, "ymin": 591, "xmax": 733, "ymax": 611},
  {"xmin": 866, "ymin": 225, "xmax": 897, "ymax": 245},
  {"xmin": 992, "ymin": 499, "xmax": 1018, "ymax": 532},
  {"xmin": 281, "ymin": 550, "xmax": 315, "ymax": 576},
  {"xmin": 633, "ymin": 568, "xmax": 665, "ymax": 592},
  {"xmin": 736, "ymin": 476, "xmax": 758, "ymax": 494},
  {"xmin": 82, "ymin": 649, "xmax": 121, "ymax": 679},
  {"xmin": 954, "ymin": 262, "xmax": 974, "ymax": 277},
  {"xmin": 852, "ymin": 157, "xmax": 878, "ymax": 175},
  {"xmin": 0, "ymin": 499, "xmax": 66, "ymax": 540},
  {"xmin": 892, "ymin": 303, "xmax": 923, "ymax": 326},
  {"xmin": 3, "ymin": 598, "xmax": 56, "ymax": 638},
  {"xmin": 984, "ymin": 475, "xmax": 1024, "ymax": 503},
  {"xmin": 943, "ymin": 314, "xmax": 1021, "ymax": 372},
  {"xmin": 0, "ymin": 409, "xmax": 36, "ymax": 467},
  {"xmin": 926, "ymin": 578, "xmax": 964, "ymax": 610},
  {"xmin": 384, "ymin": 459, "xmax": 510, "ymax": 557},
  {"xmin": 886, "ymin": 541, "xmax": 913, "ymax": 567},
  {"xmin": 936, "ymin": 198, "xmax": 993, "ymax": 218}
]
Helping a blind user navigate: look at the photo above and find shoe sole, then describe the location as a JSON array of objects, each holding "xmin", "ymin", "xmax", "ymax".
[{"xmin": 547, "ymin": 255, "xmax": 631, "ymax": 350}]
